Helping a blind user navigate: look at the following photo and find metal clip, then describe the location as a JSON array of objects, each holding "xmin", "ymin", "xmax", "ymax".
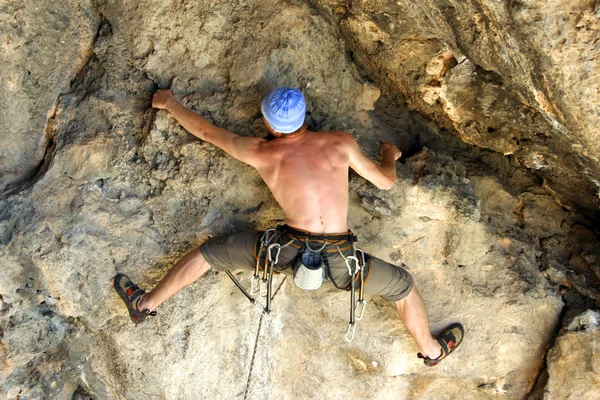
[
  {"xmin": 263, "ymin": 228, "xmax": 277, "ymax": 245},
  {"xmin": 259, "ymin": 279, "xmax": 268, "ymax": 297},
  {"xmin": 252, "ymin": 300, "xmax": 267, "ymax": 316},
  {"xmin": 355, "ymin": 300, "xmax": 367, "ymax": 321},
  {"xmin": 344, "ymin": 256, "xmax": 360, "ymax": 276},
  {"xmin": 345, "ymin": 322, "xmax": 357, "ymax": 342},
  {"xmin": 267, "ymin": 243, "xmax": 282, "ymax": 264},
  {"xmin": 264, "ymin": 311, "xmax": 274, "ymax": 327},
  {"xmin": 250, "ymin": 274, "xmax": 261, "ymax": 295}
]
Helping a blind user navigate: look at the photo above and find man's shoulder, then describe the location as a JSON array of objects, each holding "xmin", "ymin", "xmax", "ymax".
[
  {"xmin": 314, "ymin": 129, "xmax": 353, "ymax": 142},
  {"xmin": 318, "ymin": 129, "xmax": 350, "ymax": 136}
]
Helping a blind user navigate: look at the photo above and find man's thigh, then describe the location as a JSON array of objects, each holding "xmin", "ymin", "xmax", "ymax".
[
  {"xmin": 199, "ymin": 231, "xmax": 262, "ymax": 271},
  {"xmin": 327, "ymin": 251, "xmax": 414, "ymax": 302},
  {"xmin": 363, "ymin": 255, "xmax": 414, "ymax": 302}
]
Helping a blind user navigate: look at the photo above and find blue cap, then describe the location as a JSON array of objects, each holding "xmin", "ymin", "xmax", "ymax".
[{"xmin": 261, "ymin": 87, "xmax": 306, "ymax": 134}]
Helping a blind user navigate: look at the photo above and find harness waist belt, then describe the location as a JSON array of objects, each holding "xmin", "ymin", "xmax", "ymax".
[{"xmin": 279, "ymin": 225, "xmax": 358, "ymax": 243}]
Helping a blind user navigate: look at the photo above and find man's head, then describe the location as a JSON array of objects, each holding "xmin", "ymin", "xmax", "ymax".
[{"xmin": 261, "ymin": 87, "xmax": 306, "ymax": 135}]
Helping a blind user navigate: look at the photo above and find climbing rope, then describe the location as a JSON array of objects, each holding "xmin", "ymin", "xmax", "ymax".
[{"xmin": 243, "ymin": 276, "xmax": 287, "ymax": 400}]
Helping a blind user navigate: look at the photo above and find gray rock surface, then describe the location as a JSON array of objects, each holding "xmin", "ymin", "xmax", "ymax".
[{"xmin": 0, "ymin": 0, "xmax": 599, "ymax": 399}]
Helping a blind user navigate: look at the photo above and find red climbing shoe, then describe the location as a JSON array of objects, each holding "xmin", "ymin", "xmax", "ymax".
[
  {"xmin": 418, "ymin": 323, "xmax": 464, "ymax": 367},
  {"xmin": 114, "ymin": 274, "xmax": 156, "ymax": 324}
]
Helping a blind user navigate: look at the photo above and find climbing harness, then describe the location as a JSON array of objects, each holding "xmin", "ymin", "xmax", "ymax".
[
  {"xmin": 226, "ymin": 227, "xmax": 370, "ymax": 399},
  {"xmin": 226, "ymin": 226, "xmax": 369, "ymax": 342}
]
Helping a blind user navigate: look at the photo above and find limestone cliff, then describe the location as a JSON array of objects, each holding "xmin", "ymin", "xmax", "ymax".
[{"xmin": 1, "ymin": 1, "xmax": 599, "ymax": 399}]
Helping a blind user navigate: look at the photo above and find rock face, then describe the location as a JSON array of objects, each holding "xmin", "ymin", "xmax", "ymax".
[
  {"xmin": 542, "ymin": 310, "xmax": 600, "ymax": 400},
  {"xmin": 310, "ymin": 0, "xmax": 600, "ymax": 222},
  {"xmin": 0, "ymin": 1, "xmax": 599, "ymax": 399},
  {"xmin": 0, "ymin": 0, "xmax": 100, "ymax": 194}
]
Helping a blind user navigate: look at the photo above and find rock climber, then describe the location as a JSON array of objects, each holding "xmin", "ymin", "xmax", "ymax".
[{"xmin": 114, "ymin": 86, "xmax": 463, "ymax": 366}]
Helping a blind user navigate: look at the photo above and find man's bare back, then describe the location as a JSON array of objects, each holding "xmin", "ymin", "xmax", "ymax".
[
  {"xmin": 152, "ymin": 89, "xmax": 401, "ymax": 234},
  {"xmin": 251, "ymin": 130, "xmax": 351, "ymax": 233}
]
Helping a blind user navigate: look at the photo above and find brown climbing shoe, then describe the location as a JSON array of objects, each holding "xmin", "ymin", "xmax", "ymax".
[
  {"xmin": 114, "ymin": 274, "xmax": 156, "ymax": 324},
  {"xmin": 418, "ymin": 323, "xmax": 464, "ymax": 367}
]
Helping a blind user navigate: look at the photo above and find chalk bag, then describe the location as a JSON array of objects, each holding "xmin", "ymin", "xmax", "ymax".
[{"xmin": 294, "ymin": 250, "xmax": 325, "ymax": 290}]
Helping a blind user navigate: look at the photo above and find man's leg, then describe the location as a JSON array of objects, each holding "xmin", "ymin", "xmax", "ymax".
[
  {"xmin": 137, "ymin": 249, "xmax": 212, "ymax": 312},
  {"xmin": 395, "ymin": 285, "xmax": 442, "ymax": 360},
  {"xmin": 354, "ymin": 256, "xmax": 444, "ymax": 359}
]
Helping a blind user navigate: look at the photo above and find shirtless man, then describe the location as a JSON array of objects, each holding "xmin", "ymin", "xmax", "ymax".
[{"xmin": 114, "ymin": 87, "xmax": 463, "ymax": 366}]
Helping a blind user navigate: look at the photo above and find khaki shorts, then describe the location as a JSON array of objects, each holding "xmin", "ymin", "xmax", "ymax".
[{"xmin": 200, "ymin": 228, "xmax": 413, "ymax": 302}]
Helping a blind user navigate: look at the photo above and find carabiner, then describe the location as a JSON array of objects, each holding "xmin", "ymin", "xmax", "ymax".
[
  {"xmin": 344, "ymin": 255, "xmax": 360, "ymax": 277},
  {"xmin": 252, "ymin": 300, "xmax": 267, "ymax": 316},
  {"xmin": 264, "ymin": 311, "xmax": 275, "ymax": 327},
  {"xmin": 259, "ymin": 279, "xmax": 268, "ymax": 297},
  {"xmin": 263, "ymin": 228, "xmax": 278, "ymax": 245},
  {"xmin": 345, "ymin": 322, "xmax": 357, "ymax": 342},
  {"xmin": 250, "ymin": 274, "xmax": 261, "ymax": 295},
  {"xmin": 355, "ymin": 299, "xmax": 367, "ymax": 321},
  {"xmin": 267, "ymin": 243, "xmax": 282, "ymax": 265}
]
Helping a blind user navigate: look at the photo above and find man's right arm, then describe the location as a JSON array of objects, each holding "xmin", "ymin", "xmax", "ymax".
[{"xmin": 152, "ymin": 90, "xmax": 264, "ymax": 165}]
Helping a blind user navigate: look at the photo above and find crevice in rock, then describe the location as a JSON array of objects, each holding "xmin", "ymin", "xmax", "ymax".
[
  {"xmin": 525, "ymin": 310, "xmax": 563, "ymax": 400},
  {"xmin": 526, "ymin": 290, "xmax": 599, "ymax": 399},
  {"xmin": 72, "ymin": 384, "xmax": 94, "ymax": 400},
  {"xmin": 0, "ymin": 14, "xmax": 107, "ymax": 201}
]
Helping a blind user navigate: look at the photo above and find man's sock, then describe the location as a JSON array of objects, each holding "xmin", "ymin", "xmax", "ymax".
[{"xmin": 135, "ymin": 293, "xmax": 146, "ymax": 312}]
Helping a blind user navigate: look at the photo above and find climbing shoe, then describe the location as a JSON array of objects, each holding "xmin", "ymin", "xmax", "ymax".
[
  {"xmin": 114, "ymin": 273, "xmax": 157, "ymax": 324},
  {"xmin": 418, "ymin": 322, "xmax": 464, "ymax": 367}
]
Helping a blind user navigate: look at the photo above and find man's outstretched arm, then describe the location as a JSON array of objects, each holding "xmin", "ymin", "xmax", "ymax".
[
  {"xmin": 152, "ymin": 90, "xmax": 264, "ymax": 164},
  {"xmin": 347, "ymin": 135, "xmax": 402, "ymax": 190}
]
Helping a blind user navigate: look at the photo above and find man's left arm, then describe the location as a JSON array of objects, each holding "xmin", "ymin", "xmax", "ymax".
[{"xmin": 347, "ymin": 135, "xmax": 402, "ymax": 190}]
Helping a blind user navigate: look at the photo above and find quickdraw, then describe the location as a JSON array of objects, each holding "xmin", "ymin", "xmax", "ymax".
[
  {"xmin": 226, "ymin": 230, "xmax": 294, "ymax": 400},
  {"xmin": 338, "ymin": 244, "xmax": 367, "ymax": 342},
  {"xmin": 355, "ymin": 248, "xmax": 368, "ymax": 321},
  {"xmin": 250, "ymin": 228, "xmax": 277, "ymax": 296},
  {"xmin": 226, "ymin": 229, "xmax": 293, "ymax": 318}
]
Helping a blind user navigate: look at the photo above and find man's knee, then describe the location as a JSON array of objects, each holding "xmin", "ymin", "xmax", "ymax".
[
  {"xmin": 177, "ymin": 248, "xmax": 212, "ymax": 279},
  {"xmin": 363, "ymin": 257, "xmax": 414, "ymax": 302}
]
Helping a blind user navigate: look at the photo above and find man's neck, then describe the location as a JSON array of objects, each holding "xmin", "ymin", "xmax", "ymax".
[{"xmin": 275, "ymin": 128, "xmax": 308, "ymax": 140}]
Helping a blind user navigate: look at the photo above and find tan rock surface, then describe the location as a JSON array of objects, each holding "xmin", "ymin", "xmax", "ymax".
[
  {"xmin": 0, "ymin": 0, "xmax": 100, "ymax": 193},
  {"xmin": 543, "ymin": 310, "xmax": 600, "ymax": 400},
  {"xmin": 310, "ymin": 0, "xmax": 600, "ymax": 220}
]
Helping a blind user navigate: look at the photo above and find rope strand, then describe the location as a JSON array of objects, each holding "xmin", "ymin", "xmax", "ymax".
[{"xmin": 242, "ymin": 276, "xmax": 287, "ymax": 400}]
